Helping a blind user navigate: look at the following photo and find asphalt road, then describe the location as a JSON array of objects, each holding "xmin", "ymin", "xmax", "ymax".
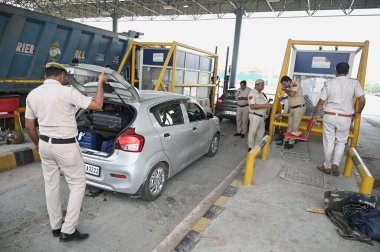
[{"xmin": 0, "ymin": 120, "xmax": 247, "ymax": 252}]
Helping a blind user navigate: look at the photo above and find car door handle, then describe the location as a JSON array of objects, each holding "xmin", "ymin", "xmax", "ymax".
[{"xmin": 164, "ymin": 133, "xmax": 170, "ymax": 138}]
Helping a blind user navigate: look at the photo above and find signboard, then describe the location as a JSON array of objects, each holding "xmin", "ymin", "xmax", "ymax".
[{"xmin": 292, "ymin": 51, "xmax": 353, "ymax": 77}]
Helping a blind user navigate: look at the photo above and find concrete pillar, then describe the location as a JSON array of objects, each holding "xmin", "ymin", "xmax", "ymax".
[
  {"xmin": 229, "ymin": 8, "xmax": 243, "ymax": 88},
  {"xmin": 112, "ymin": 0, "xmax": 119, "ymax": 33},
  {"xmin": 112, "ymin": 12, "xmax": 118, "ymax": 33}
]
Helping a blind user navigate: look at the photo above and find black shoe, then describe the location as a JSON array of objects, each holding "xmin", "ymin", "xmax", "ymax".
[
  {"xmin": 59, "ymin": 229, "xmax": 89, "ymax": 242},
  {"xmin": 240, "ymin": 134, "xmax": 245, "ymax": 138},
  {"xmin": 284, "ymin": 143, "xmax": 294, "ymax": 149},
  {"xmin": 248, "ymin": 148, "xmax": 252, "ymax": 152},
  {"xmin": 52, "ymin": 228, "xmax": 61, "ymax": 237},
  {"xmin": 234, "ymin": 133, "xmax": 241, "ymax": 136}
]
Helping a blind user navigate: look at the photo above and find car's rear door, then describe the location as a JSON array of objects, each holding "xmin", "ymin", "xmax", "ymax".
[{"xmin": 151, "ymin": 100, "xmax": 193, "ymax": 173}]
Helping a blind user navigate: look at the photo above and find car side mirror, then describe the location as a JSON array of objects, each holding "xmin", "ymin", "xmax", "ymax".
[{"xmin": 207, "ymin": 112, "xmax": 214, "ymax": 119}]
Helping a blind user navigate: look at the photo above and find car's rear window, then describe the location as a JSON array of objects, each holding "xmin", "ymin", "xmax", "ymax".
[{"xmin": 223, "ymin": 90, "xmax": 237, "ymax": 98}]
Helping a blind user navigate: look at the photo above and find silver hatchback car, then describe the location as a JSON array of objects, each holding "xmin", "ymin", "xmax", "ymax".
[{"xmin": 65, "ymin": 64, "xmax": 221, "ymax": 201}]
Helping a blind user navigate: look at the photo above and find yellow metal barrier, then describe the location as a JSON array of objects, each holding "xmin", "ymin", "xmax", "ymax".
[
  {"xmin": 343, "ymin": 148, "xmax": 374, "ymax": 195},
  {"xmin": 243, "ymin": 135, "xmax": 270, "ymax": 185}
]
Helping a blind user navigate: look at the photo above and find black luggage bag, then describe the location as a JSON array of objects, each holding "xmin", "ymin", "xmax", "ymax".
[{"xmin": 92, "ymin": 111, "xmax": 128, "ymax": 132}]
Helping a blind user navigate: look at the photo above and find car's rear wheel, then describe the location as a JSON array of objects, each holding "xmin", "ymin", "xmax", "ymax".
[
  {"xmin": 205, "ymin": 133, "xmax": 220, "ymax": 157},
  {"xmin": 141, "ymin": 163, "xmax": 167, "ymax": 201}
]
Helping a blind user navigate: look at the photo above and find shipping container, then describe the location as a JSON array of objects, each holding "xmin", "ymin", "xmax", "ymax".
[{"xmin": 0, "ymin": 3, "xmax": 133, "ymax": 96}]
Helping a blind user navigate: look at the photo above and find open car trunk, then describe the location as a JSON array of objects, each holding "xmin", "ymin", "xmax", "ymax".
[{"xmin": 76, "ymin": 102, "xmax": 136, "ymax": 157}]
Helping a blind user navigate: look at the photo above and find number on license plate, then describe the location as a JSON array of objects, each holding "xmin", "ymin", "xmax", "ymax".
[{"xmin": 85, "ymin": 164, "xmax": 100, "ymax": 177}]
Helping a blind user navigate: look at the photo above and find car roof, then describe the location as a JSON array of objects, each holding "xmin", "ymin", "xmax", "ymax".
[{"xmin": 139, "ymin": 90, "xmax": 189, "ymax": 102}]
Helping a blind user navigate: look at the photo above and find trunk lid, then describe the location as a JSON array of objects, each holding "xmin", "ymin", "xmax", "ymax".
[{"xmin": 64, "ymin": 64, "xmax": 140, "ymax": 103}]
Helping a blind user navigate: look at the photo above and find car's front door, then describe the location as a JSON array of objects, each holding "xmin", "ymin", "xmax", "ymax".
[{"xmin": 183, "ymin": 99, "xmax": 211, "ymax": 159}]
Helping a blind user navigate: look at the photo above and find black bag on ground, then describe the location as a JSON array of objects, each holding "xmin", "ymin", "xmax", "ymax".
[
  {"xmin": 324, "ymin": 190, "xmax": 379, "ymax": 245},
  {"xmin": 92, "ymin": 111, "xmax": 128, "ymax": 132}
]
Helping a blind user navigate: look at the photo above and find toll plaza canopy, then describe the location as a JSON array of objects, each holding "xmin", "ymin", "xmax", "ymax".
[
  {"xmin": 3, "ymin": 0, "xmax": 380, "ymax": 20},
  {"xmin": 3, "ymin": 0, "xmax": 380, "ymax": 88}
]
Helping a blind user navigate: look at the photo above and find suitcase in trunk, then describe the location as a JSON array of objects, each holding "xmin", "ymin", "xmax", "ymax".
[{"xmin": 92, "ymin": 111, "xmax": 128, "ymax": 132}]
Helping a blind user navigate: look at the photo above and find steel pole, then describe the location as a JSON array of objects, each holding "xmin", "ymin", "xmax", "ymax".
[
  {"xmin": 223, "ymin": 46, "xmax": 230, "ymax": 92},
  {"xmin": 229, "ymin": 8, "xmax": 243, "ymax": 89}
]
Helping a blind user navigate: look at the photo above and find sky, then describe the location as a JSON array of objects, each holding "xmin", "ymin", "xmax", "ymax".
[{"xmin": 86, "ymin": 10, "xmax": 380, "ymax": 84}]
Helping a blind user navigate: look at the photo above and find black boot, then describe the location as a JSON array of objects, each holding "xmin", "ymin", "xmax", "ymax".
[{"xmin": 59, "ymin": 229, "xmax": 89, "ymax": 242}]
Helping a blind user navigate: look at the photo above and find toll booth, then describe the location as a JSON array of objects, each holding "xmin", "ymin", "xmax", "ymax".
[
  {"xmin": 262, "ymin": 40, "xmax": 369, "ymax": 174},
  {"xmin": 117, "ymin": 41, "xmax": 218, "ymax": 109}
]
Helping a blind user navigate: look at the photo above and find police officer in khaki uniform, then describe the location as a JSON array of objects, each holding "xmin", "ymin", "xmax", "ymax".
[
  {"xmin": 279, "ymin": 76, "xmax": 306, "ymax": 149},
  {"xmin": 25, "ymin": 62, "xmax": 107, "ymax": 242},
  {"xmin": 247, "ymin": 79, "xmax": 273, "ymax": 151},
  {"xmin": 234, "ymin": 80, "xmax": 252, "ymax": 138},
  {"xmin": 314, "ymin": 62, "xmax": 365, "ymax": 176}
]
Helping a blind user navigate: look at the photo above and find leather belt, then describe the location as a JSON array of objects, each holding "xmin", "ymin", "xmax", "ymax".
[
  {"xmin": 250, "ymin": 112, "xmax": 264, "ymax": 118},
  {"xmin": 40, "ymin": 135, "xmax": 76, "ymax": 144},
  {"xmin": 290, "ymin": 104, "xmax": 305, "ymax": 109},
  {"xmin": 238, "ymin": 104, "xmax": 249, "ymax": 107},
  {"xmin": 324, "ymin": 111, "xmax": 352, "ymax": 118}
]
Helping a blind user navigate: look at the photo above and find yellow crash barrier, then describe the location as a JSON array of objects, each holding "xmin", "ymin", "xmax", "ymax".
[
  {"xmin": 344, "ymin": 148, "xmax": 374, "ymax": 195},
  {"xmin": 243, "ymin": 135, "xmax": 270, "ymax": 185}
]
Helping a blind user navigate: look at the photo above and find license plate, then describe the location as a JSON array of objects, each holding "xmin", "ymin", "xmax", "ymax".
[
  {"xmin": 226, "ymin": 111, "xmax": 236, "ymax": 115},
  {"xmin": 85, "ymin": 163, "xmax": 101, "ymax": 177}
]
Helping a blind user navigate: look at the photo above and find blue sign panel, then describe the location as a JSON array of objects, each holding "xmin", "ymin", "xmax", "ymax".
[
  {"xmin": 143, "ymin": 49, "xmax": 173, "ymax": 67},
  {"xmin": 294, "ymin": 51, "xmax": 351, "ymax": 76}
]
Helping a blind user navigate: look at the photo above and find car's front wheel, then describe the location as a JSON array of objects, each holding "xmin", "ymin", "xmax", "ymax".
[
  {"xmin": 205, "ymin": 133, "xmax": 220, "ymax": 157},
  {"xmin": 141, "ymin": 163, "xmax": 167, "ymax": 201}
]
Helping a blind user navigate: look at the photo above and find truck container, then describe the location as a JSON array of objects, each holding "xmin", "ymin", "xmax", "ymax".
[{"xmin": 0, "ymin": 3, "xmax": 133, "ymax": 101}]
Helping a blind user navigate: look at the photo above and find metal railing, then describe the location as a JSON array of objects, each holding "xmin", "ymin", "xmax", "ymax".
[
  {"xmin": 343, "ymin": 147, "xmax": 374, "ymax": 195},
  {"xmin": 243, "ymin": 135, "xmax": 270, "ymax": 185}
]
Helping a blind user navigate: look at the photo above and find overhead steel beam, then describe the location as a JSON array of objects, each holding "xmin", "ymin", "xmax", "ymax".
[
  {"xmin": 127, "ymin": 0, "xmax": 159, "ymax": 15},
  {"xmin": 157, "ymin": 0, "xmax": 184, "ymax": 14},
  {"xmin": 192, "ymin": 0, "xmax": 212, "ymax": 14}
]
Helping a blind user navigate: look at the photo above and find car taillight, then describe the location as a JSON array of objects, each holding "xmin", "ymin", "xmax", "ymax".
[
  {"xmin": 117, "ymin": 128, "xmax": 145, "ymax": 152},
  {"xmin": 217, "ymin": 98, "xmax": 223, "ymax": 104}
]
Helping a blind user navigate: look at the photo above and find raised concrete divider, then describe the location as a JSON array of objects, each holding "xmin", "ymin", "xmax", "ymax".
[
  {"xmin": 0, "ymin": 147, "xmax": 40, "ymax": 172},
  {"xmin": 153, "ymin": 159, "xmax": 247, "ymax": 252}
]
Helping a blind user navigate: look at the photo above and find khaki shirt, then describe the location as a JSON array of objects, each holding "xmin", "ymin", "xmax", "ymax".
[
  {"xmin": 320, "ymin": 76, "xmax": 364, "ymax": 114},
  {"xmin": 248, "ymin": 89, "xmax": 268, "ymax": 115},
  {"xmin": 25, "ymin": 79, "xmax": 92, "ymax": 138},
  {"xmin": 287, "ymin": 81, "xmax": 305, "ymax": 106},
  {"xmin": 236, "ymin": 87, "xmax": 252, "ymax": 106}
]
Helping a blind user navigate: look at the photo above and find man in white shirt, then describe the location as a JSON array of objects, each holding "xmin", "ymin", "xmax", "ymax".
[
  {"xmin": 247, "ymin": 79, "xmax": 273, "ymax": 151},
  {"xmin": 25, "ymin": 62, "xmax": 107, "ymax": 241},
  {"xmin": 313, "ymin": 62, "xmax": 365, "ymax": 176},
  {"xmin": 234, "ymin": 80, "xmax": 252, "ymax": 138}
]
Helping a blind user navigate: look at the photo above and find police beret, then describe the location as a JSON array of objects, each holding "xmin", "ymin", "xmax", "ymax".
[{"xmin": 45, "ymin": 62, "xmax": 67, "ymax": 73}]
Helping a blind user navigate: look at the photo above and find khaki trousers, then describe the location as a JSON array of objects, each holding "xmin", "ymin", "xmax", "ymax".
[
  {"xmin": 287, "ymin": 106, "xmax": 306, "ymax": 144},
  {"xmin": 323, "ymin": 114, "xmax": 351, "ymax": 168},
  {"xmin": 39, "ymin": 139, "xmax": 86, "ymax": 234},
  {"xmin": 236, "ymin": 106, "xmax": 249, "ymax": 134},
  {"xmin": 248, "ymin": 113, "xmax": 265, "ymax": 149}
]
